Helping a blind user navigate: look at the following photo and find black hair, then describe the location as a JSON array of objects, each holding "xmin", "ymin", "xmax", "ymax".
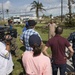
[
  {"xmin": 32, "ymin": 43, "xmax": 41, "ymax": 57},
  {"xmin": 29, "ymin": 34, "xmax": 41, "ymax": 56},
  {"xmin": 55, "ymin": 26, "xmax": 63, "ymax": 34}
]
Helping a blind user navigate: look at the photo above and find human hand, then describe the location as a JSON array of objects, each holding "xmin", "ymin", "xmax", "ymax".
[
  {"xmin": 64, "ymin": 56, "xmax": 70, "ymax": 60},
  {"xmin": 22, "ymin": 53, "xmax": 24, "ymax": 57}
]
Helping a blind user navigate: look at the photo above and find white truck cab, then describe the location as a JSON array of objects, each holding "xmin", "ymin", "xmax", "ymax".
[{"xmin": 13, "ymin": 16, "xmax": 21, "ymax": 24}]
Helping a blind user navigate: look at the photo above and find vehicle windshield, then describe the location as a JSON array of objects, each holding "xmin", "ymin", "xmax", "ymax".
[{"xmin": 13, "ymin": 17, "xmax": 20, "ymax": 19}]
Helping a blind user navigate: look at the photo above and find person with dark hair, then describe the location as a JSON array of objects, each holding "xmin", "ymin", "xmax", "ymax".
[
  {"xmin": 0, "ymin": 34, "xmax": 14, "ymax": 75},
  {"xmin": 8, "ymin": 19, "xmax": 18, "ymax": 57},
  {"xmin": 22, "ymin": 34, "xmax": 52, "ymax": 75},
  {"xmin": 20, "ymin": 20, "xmax": 42, "ymax": 51},
  {"xmin": 8, "ymin": 19, "xmax": 13, "ymax": 30},
  {"xmin": 22, "ymin": 21, "xmax": 29, "ymax": 32},
  {"xmin": 43, "ymin": 26, "xmax": 74, "ymax": 75},
  {"xmin": 68, "ymin": 32, "xmax": 75, "ymax": 71}
]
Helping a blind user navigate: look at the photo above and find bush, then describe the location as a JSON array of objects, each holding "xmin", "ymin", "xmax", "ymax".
[
  {"xmin": 0, "ymin": 20, "xmax": 7, "ymax": 25},
  {"xmin": 64, "ymin": 17, "xmax": 75, "ymax": 27}
]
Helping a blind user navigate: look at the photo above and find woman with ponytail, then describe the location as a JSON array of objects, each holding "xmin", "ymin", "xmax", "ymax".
[{"xmin": 22, "ymin": 34, "xmax": 52, "ymax": 75}]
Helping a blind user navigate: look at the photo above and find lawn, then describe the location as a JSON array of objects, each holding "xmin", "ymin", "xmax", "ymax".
[{"xmin": 12, "ymin": 24, "xmax": 75, "ymax": 75}]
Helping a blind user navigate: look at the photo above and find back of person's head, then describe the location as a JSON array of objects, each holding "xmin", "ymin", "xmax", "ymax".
[
  {"xmin": 55, "ymin": 26, "xmax": 63, "ymax": 34},
  {"xmin": 8, "ymin": 19, "xmax": 12, "ymax": 24},
  {"xmin": 50, "ymin": 19, "xmax": 54, "ymax": 24},
  {"xmin": 29, "ymin": 34, "xmax": 41, "ymax": 56},
  {"xmin": 28, "ymin": 20, "xmax": 37, "ymax": 27}
]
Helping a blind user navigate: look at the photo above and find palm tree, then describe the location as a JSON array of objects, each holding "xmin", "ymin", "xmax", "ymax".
[{"xmin": 30, "ymin": 1, "xmax": 45, "ymax": 18}]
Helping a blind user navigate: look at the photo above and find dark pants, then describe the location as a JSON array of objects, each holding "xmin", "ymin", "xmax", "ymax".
[
  {"xmin": 72, "ymin": 53, "xmax": 75, "ymax": 70},
  {"xmin": 52, "ymin": 63, "xmax": 66, "ymax": 75}
]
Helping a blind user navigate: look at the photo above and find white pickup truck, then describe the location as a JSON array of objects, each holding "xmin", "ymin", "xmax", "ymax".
[{"xmin": 13, "ymin": 16, "xmax": 21, "ymax": 24}]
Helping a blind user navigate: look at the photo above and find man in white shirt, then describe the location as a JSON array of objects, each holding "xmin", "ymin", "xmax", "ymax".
[{"xmin": 0, "ymin": 33, "xmax": 14, "ymax": 75}]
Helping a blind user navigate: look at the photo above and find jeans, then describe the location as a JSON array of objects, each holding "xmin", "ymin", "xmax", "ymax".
[
  {"xmin": 52, "ymin": 63, "xmax": 66, "ymax": 75},
  {"xmin": 72, "ymin": 53, "xmax": 75, "ymax": 70}
]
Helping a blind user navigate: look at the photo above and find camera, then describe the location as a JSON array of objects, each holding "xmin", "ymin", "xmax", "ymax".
[{"xmin": 0, "ymin": 26, "xmax": 17, "ymax": 41}]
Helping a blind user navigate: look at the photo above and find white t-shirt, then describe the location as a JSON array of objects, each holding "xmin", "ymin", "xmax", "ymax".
[{"xmin": 0, "ymin": 42, "xmax": 14, "ymax": 75}]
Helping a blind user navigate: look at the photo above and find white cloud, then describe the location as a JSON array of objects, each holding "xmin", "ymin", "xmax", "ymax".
[
  {"xmin": 20, "ymin": 4, "xmax": 31, "ymax": 12},
  {"xmin": 0, "ymin": 0, "xmax": 75, "ymax": 17},
  {"xmin": 4, "ymin": 0, "xmax": 11, "ymax": 9},
  {"xmin": 0, "ymin": 0, "xmax": 11, "ymax": 10}
]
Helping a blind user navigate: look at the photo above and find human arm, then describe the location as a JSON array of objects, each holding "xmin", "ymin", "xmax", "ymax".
[
  {"xmin": 42, "ymin": 46, "xmax": 51, "ymax": 58},
  {"xmin": 20, "ymin": 33, "xmax": 25, "ymax": 45},
  {"xmin": 5, "ymin": 34, "xmax": 11, "ymax": 52},
  {"xmin": 20, "ymin": 39, "xmax": 24, "ymax": 44},
  {"xmin": 0, "ymin": 42, "xmax": 10, "ymax": 59},
  {"xmin": 67, "ymin": 46, "xmax": 74, "ymax": 59},
  {"xmin": 1, "ymin": 34, "xmax": 11, "ymax": 58}
]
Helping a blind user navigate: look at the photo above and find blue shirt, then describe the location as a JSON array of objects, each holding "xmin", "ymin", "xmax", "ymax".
[
  {"xmin": 20, "ymin": 29, "xmax": 41, "ymax": 51},
  {"xmin": 68, "ymin": 32, "xmax": 75, "ymax": 50},
  {"xmin": 22, "ymin": 27, "xmax": 27, "ymax": 32}
]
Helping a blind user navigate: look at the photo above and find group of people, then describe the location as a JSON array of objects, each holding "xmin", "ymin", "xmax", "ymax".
[
  {"xmin": 20, "ymin": 20, "xmax": 74, "ymax": 75},
  {"xmin": 0, "ymin": 19, "xmax": 18, "ymax": 75},
  {"xmin": 0, "ymin": 19, "xmax": 75, "ymax": 75}
]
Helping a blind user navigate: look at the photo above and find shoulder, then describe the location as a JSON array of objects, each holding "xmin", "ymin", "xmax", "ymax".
[
  {"xmin": 23, "ymin": 51, "xmax": 33, "ymax": 58},
  {"xmin": 61, "ymin": 36, "xmax": 68, "ymax": 41},
  {"xmin": 71, "ymin": 32, "xmax": 75, "ymax": 36},
  {"xmin": 29, "ymin": 29, "xmax": 39, "ymax": 35},
  {"xmin": 41, "ymin": 53, "xmax": 50, "ymax": 61},
  {"xmin": 0, "ymin": 42, "xmax": 5, "ymax": 46}
]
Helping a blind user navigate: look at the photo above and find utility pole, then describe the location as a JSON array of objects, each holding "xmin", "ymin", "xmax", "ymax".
[
  {"xmin": 68, "ymin": 0, "xmax": 72, "ymax": 24},
  {"xmin": 61, "ymin": 0, "xmax": 63, "ymax": 22},
  {"xmin": 2, "ymin": 2, "xmax": 4, "ymax": 21}
]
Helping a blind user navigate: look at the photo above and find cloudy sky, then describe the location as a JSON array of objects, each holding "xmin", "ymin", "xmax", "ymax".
[{"xmin": 0, "ymin": 0, "xmax": 75, "ymax": 18}]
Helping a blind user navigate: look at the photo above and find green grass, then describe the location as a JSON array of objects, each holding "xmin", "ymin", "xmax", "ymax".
[{"xmin": 12, "ymin": 24, "xmax": 75, "ymax": 75}]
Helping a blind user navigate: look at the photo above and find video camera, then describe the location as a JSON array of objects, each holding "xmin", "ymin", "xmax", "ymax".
[{"xmin": 0, "ymin": 26, "xmax": 17, "ymax": 41}]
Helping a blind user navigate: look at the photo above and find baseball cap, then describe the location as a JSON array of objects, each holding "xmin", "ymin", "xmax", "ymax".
[
  {"xmin": 29, "ymin": 34, "xmax": 41, "ymax": 47},
  {"xmin": 28, "ymin": 20, "xmax": 37, "ymax": 26}
]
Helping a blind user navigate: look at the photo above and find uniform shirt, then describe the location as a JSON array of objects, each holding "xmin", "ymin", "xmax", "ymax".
[
  {"xmin": 22, "ymin": 51, "xmax": 52, "ymax": 75},
  {"xmin": 20, "ymin": 29, "xmax": 41, "ymax": 51},
  {"xmin": 68, "ymin": 32, "xmax": 75, "ymax": 50},
  {"xmin": 0, "ymin": 42, "xmax": 14, "ymax": 75},
  {"xmin": 46, "ymin": 34, "xmax": 70, "ymax": 64}
]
